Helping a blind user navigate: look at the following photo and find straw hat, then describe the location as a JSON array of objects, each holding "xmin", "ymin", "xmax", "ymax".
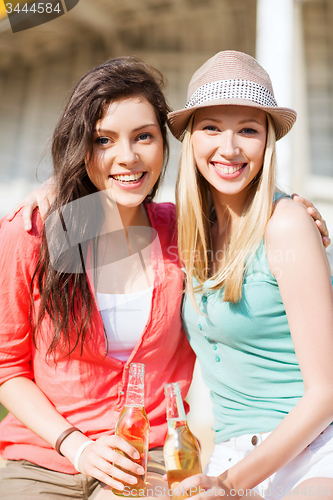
[{"xmin": 168, "ymin": 51, "xmax": 297, "ymax": 141}]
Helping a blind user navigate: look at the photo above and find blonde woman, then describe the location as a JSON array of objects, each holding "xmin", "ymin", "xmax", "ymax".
[{"xmin": 168, "ymin": 51, "xmax": 333, "ymax": 500}]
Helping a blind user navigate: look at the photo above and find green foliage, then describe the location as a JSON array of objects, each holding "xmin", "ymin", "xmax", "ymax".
[{"xmin": 0, "ymin": 404, "xmax": 8, "ymax": 422}]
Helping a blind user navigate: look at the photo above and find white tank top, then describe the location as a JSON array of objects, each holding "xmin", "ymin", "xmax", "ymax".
[{"xmin": 96, "ymin": 287, "xmax": 153, "ymax": 361}]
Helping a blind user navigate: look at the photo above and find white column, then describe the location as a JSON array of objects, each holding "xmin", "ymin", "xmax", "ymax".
[
  {"xmin": 256, "ymin": 0, "xmax": 294, "ymax": 192},
  {"xmin": 292, "ymin": 0, "xmax": 311, "ymax": 196}
]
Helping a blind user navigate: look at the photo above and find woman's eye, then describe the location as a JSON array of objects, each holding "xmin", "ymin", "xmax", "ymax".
[
  {"xmin": 95, "ymin": 137, "xmax": 110, "ymax": 145},
  {"xmin": 241, "ymin": 128, "xmax": 257, "ymax": 134},
  {"xmin": 137, "ymin": 133, "xmax": 153, "ymax": 141},
  {"xmin": 203, "ymin": 125, "xmax": 218, "ymax": 132}
]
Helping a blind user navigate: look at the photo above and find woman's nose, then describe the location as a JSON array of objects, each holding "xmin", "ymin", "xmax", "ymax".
[
  {"xmin": 116, "ymin": 140, "xmax": 138, "ymax": 166},
  {"xmin": 218, "ymin": 130, "xmax": 240, "ymax": 158}
]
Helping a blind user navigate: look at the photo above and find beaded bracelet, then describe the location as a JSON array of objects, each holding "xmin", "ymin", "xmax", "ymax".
[
  {"xmin": 55, "ymin": 427, "xmax": 80, "ymax": 456},
  {"xmin": 73, "ymin": 440, "xmax": 94, "ymax": 473}
]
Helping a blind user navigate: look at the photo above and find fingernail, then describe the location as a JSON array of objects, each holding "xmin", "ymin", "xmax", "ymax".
[
  {"xmin": 130, "ymin": 477, "xmax": 138, "ymax": 484},
  {"xmin": 25, "ymin": 225, "xmax": 30, "ymax": 231},
  {"xmin": 134, "ymin": 451, "xmax": 140, "ymax": 459},
  {"xmin": 137, "ymin": 466, "xmax": 144, "ymax": 475}
]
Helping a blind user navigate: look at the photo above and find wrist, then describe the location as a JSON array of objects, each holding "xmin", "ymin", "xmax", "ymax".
[
  {"xmin": 218, "ymin": 468, "xmax": 243, "ymax": 498},
  {"xmin": 73, "ymin": 440, "xmax": 94, "ymax": 473},
  {"xmin": 59, "ymin": 430, "xmax": 91, "ymax": 464},
  {"xmin": 55, "ymin": 427, "xmax": 79, "ymax": 456}
]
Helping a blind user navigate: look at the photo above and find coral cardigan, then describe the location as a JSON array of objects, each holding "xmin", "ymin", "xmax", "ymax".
[{"xmin": 0, "ymin": 202, "xmax": 195, "ymax": 474}]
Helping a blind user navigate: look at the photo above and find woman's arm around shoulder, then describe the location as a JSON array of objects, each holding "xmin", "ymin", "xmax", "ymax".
[
  {"xmin": 6, "ymin": 178, "xmax": 55, "ymax": 230},
  {"xmin": 1, "ymin": 206, "xmax": 43, "ymax": 251}
]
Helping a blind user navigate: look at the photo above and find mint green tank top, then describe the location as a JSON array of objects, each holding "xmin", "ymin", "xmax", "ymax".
[{"xmin": 182, "ymin": 194, "xmax": 306, "ymax": 443}]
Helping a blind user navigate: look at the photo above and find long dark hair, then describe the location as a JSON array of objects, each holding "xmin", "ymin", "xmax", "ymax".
[{"xmin": 31, "ymin": 57, "xmax": 170, "ymax": 358}]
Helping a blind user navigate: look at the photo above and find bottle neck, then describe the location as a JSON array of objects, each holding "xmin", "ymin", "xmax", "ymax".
[
  {"xmin": 125, "ymin": 368, "xmax": 145, "ymax": 407},
  {"xmin": 165, "ymin": 384, "xmax": 187, "ymax": 421}
]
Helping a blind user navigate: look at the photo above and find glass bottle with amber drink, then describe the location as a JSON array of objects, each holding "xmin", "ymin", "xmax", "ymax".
[
  {"xmin": 163, "ymin": 382, "xmax": 202, "ymax": 500},
  {"xmin": 112, "ymin": 363, "xmax": 150, "ymax": 497}
]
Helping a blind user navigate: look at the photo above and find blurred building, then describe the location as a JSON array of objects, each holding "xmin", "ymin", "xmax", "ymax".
[
  {"xmin": 0, "ymin": 0, "xmax": 333, "ymax": 467},
  {"xmin": 1, "ymin": 0, "xmax": 333, "ymax": 217},
  {"xmin": 0, "ymin": 1, "xmax": 332, "ymax": 251}
]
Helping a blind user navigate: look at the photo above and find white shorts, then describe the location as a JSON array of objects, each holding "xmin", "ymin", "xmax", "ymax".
[{"xmin": 206, "ymin": 425, "xmax": 333, "ymax": 500}]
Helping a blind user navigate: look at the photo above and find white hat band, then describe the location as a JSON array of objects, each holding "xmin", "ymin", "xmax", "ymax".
[{"xmin": 184, "ymin": 79, "xmax": 277, "ymax": 110}]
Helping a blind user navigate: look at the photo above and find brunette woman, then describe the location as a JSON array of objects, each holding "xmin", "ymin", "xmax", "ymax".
[{"xmin": 0, "ymin": 57, "xmax": 195, "ymax": 499}]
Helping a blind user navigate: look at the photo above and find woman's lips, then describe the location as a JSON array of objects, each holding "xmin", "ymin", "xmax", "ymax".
[
  {"xmin": 211, "ymin": 162, "xmax": 247, "ymax": 179},
  {"xmin": 111, "ymin": 172, "xmax": 145, "ymax": 183},
  {"xmin": 108, "ymin": 171, "xmax": 147, "ymax": 190},
  {"xmin": 211, "ymin": 162, "xmax": 246, "ymax": 174}
]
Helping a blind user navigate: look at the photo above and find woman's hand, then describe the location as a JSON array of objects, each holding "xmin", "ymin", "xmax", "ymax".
[
  {"xmin": 292, "ymin": 194, "xmax": 331, "ymax": 247},
  {"xmin": 74, "ymin": 435, "xmax": 144, "ymax": 491},
  {"xmin": 6, "ymin": 178, "xmax": 55, "ymax": 231}
]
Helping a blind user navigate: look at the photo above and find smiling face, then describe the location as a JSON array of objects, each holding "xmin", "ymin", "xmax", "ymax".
[
  {"xmin": 87, "ymin": 96, "xmax": 164, "ymax": 211},
  {"xmin": 191, "ymin": 105, "xmax": 267, "ymax": 206}
]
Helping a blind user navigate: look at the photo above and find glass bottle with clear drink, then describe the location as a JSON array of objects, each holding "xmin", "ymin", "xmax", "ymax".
[
  {"xmin": 163, "ymin": 382, "xmax": 202, "ymax": 500},
  {"xmin": 112, "ymin": 363, "xmax": 150, "ymax": 497}
]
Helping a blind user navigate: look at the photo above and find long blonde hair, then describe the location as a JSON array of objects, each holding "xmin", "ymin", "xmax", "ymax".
[{"xmin": 176, "ymin": 113, "xmax": 277, "ymax": 308}]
